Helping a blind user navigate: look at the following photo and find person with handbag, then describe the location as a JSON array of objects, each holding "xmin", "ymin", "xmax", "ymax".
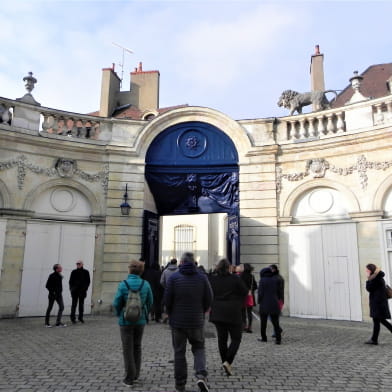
[
  {"xmin": 240, "ymin": 263, "xmax": 258, "ymax": 333},
  {"xmin": 365, "ymin": 263, "xmax": 392, "ymax": 345},
  {"xmin": 209, "ymin": 259, "xmax": 248, "ymax": 376}
]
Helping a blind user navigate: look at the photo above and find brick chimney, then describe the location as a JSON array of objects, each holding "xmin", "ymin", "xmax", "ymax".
[
  {"xmin": 99, "ymin": 64, "xmax": 121, "ymax": 117},
  {"xmin": 310, "ymin": 45, "xmax": 325, "ymax": 109},
  {"xmin": 128, "ymin": 62, "xmax": 160, "ymax": 111}
]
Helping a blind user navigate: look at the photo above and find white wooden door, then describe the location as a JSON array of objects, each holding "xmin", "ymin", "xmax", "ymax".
[
  {"xmin": 288, "ymin": 225, "xmax": 326, "ymax": 318},
  {"xmin": 288, "ymin": 223, "xmax": 362, "ymax": 321},
  {"xmin": 0, "ymin": 219, "xmax": 7, "ymax": 280},
  {"xmin": 58, "ymin": 224, "xmax": 95, "ymax": 315},
  {"xmin": 322, "ymin": 224, "xmax": 362, "ymax": 321},
  {"xmin": 19, "ymin": 221, "xmax": 95, "ymax": 317}
]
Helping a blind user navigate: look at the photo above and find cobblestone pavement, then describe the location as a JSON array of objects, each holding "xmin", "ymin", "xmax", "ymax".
[{"xmin": 1, "ymin": 315, "xmax": 392, "ymax": 392}]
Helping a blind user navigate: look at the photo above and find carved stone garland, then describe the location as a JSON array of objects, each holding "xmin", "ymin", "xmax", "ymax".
[
  {"xmin": 0, "ymin": 155, "xmax": 109, "ymax": 194},
  {"xmin": 276, "ymin": 155, "xmax": 392, "ymax": 193}
]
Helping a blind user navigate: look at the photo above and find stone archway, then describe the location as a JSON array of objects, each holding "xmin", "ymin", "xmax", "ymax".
[{"xmin": 144, "ymin": 121, "xmax": 240, "ymax": 265}]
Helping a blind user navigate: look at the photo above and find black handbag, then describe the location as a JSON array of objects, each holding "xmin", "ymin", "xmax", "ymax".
[{"xmin": 386, "ymin": 285, "xmax": 392, "ymax": 299}]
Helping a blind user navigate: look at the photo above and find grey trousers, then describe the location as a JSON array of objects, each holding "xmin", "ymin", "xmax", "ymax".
[
  {"xmin": 120, "ymin": 324, "xmax": 145, "ymax": 382},
  {"xmin": 171, "ymin": 327, "xmax": 207, "ymax": 387}
]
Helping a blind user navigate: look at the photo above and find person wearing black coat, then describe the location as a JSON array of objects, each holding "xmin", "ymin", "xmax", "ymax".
[
  {"xmin": 240, "ymin": 263, "xmax": 258, "ymax": 333},
  {"xmin": 365, "ymin": 263, "xmax": 392, "ymax": 345},
  {"xmin": 69, "ymin": 260, "xmax": 90, "ymax": 324},
  {"xmin": 45, "ymin": 264, "xmax": 65, "ymax": 327},
  {"xmin": 258, "ymin": 267, "xmax": 282, "ymax": 344},
  {"xmin": 142, "ymin": 264, "xmax": 163, "ymax": 322},
  {"xmin": 164, "ymin": 252, "xmax": 213, "ymax": 392},
  {"xmin": 209, "ymin": 259, "xmax": 248, "ymax": 376}
]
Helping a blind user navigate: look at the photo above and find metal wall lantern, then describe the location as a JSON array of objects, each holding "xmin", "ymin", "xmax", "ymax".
[{"xmin": 120, "ymin": 184, "xmax": 131, "ymax": 215}]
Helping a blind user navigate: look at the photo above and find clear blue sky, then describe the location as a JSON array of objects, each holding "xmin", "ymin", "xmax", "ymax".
[{"xmin": 1, "ymin": 0, "xmax": 392, "ymax": 120}]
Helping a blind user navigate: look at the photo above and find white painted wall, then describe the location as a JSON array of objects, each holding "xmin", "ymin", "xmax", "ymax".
[{"xmin": 160, "ymin": 213, "xmax": 226, "ymax": 270}]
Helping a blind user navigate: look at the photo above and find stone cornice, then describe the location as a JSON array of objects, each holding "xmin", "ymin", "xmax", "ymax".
[{"xmin": 0, "ymin": 208, "xmax": 34, "ymax": 217}]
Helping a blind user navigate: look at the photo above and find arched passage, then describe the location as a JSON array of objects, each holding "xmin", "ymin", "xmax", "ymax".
[{"xmin": 144, "ymin": 121, "xmax": 240, "ymax": 266}]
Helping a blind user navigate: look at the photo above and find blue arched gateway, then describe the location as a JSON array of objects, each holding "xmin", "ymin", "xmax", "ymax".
[{"xmin": 144, "ymin": 121, "xmax": 240, "ymax": 266}]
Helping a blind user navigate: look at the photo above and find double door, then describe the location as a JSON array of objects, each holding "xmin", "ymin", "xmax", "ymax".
[
  {"xmin": 19, "ymin": 221, "xmax": 95, "ymax": 317},
  {"xmin": 288, "ymin": 223, "xmax": 362, "ymax": 321}
]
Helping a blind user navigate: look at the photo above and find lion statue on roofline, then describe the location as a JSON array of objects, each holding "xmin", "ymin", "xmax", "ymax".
[{"xmin": 277, "ymin": 89, "xmax": 338, "ymax": 115}]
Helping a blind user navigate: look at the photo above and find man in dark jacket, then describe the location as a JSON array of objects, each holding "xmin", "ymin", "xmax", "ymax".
[
  {"xmin": 69, "ymin": 260, "xmax": 90, "ymax": 324},
  {"xmin": 164, "ymin": 252, "xmax": 213, "ymax": 392},
  {"xmin": 258, "ymin": 267, "xmax": 282, "ymax": 344},
  {"xmin": 45, "ymin": 264, "xmax": 66, "ymax": 327}
]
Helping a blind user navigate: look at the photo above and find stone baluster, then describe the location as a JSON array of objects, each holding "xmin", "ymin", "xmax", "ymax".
[
  {"xmin": 286, "ymin": 121, "xmax": 295, "ymax": 140},
  {"xmin": 336, "ymin": 112, "xmax": 345, "ymax": 133},
  {"xmin": 51, "ymin": 116, "xmax": 60, "ymax": 134},
  {"xmin": 374, "ymin": 103, "xmax": 384, "ymax": 124},
  {"xmin": 92, "ymin": 122, "xmax": 100, "ymax": 139},
  {"xmin": 386, "ymin": 101, "xmax": 392, "ymax": 123},
  {"xmin": 326, "ymin": 114, "xmax": 335, "ymax": 134},
  {"xmin": 1, "ymin": 104, "xmax": 11, "ymax": 124},
  {"xmin": 309, "ymin": 118, "xmax": 318, "ymax": 138},
  {"xmin": 317, "ymin": 115, "xmax": 326, "ymax": 136},
  {"xmin": 298, "ymin": 119, "xmax": 307, "ymax": 139}
]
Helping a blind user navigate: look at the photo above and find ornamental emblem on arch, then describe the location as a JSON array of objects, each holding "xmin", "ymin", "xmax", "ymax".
[{"xmin": 185, "ymin": 136, "xmax": 199, "ymax": 150}]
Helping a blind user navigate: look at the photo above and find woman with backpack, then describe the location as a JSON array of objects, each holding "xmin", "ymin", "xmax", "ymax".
[{"xmin": 113, "ymin": 260, "xmax": 153, "ymax": 388}]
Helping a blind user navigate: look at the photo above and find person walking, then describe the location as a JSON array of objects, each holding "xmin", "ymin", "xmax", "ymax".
[
  {"xmin": 209, "ymin": 259, "xmax": 248, "ymax": 376},
  {"xmin": 365, "ymin": 263, "xmax": 392, "ymax": 345},
  {"xmin": 143, "ymin": 264, "xmax": 163, "ymax": 322},
  {"xmin": 69, "ymin": 260, "xmax": 90, "ymax": 324},
  {"xmin": 270, "ymin": 264, "xmax": 284, "ymax": 337},
  {"xmin": 45, "ymin": 264, "xmax": 66, "ymax": 327},
  {"xmin": 240, "ymin": 263, "xmax": 258, "ymax": 333},
  {"xmin": 164, "ymin": 252, "xmax": 213, "ymax": 392},
  {"xmin": 113, "ymin": 260, "xmax": 153, "ymax": 387},
  {"xmin": 160, "ymin": 258, "xmax": 178, "ymax": 323},
  {"xmin": 257, "ymin": 267, "xmax": 282, "ymax": 344},
  {"xmin": 160, "ymin": 258, "xmax": 178, "ymax": 288}
]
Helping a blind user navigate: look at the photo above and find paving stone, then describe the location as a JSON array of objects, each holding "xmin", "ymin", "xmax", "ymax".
[{"xmin": 1, "ymin": 316, "xmax": 392, "ymax": 391}]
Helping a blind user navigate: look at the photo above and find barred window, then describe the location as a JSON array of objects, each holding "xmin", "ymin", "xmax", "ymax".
[{"xmin": 174, "ymin": 225, "xmax": 195, "ymax": 259}]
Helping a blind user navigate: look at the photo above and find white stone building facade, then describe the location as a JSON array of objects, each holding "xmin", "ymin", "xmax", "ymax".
[{"xmin": 1, "ymin": 62, "xmax": 392, "ymax": 322}]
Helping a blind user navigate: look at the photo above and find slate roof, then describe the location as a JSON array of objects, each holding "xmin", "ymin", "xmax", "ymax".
[{"xmin": 332, "ymin": 63, "xmax": 392, "ymax": 107}]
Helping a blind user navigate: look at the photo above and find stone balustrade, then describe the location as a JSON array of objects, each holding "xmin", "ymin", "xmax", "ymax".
[
  {"xmin": 0, "ymin": 96, "xmax": 104, "ymax": 141},
  {"xmin": 2, "ymin": 94, "xmax": 392, "ymax": 146},
  {"xmin": 372, "ymin": 97, "xmax": 392, "ymax": 125},
  {"xmin": 276, "ymin": 108, "xmax": 346, "ymax": 144},
  {"xmin": 275, "ymin": 94, "xmax": 392, "ymax": 144},
  {"xmin": 41, "ymin": 110, "xmax": 101, "ymax": 139}
]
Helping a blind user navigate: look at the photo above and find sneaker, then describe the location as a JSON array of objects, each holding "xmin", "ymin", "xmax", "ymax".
[
  {"xmin": 196, "ymin": 378, "xmax": 209, "ymax": 392},
  {"xmin": 45, "ymin": 324, "xmax": 52, "ymax": 328},
  {"xmin": 122, "ymin": 379, "xmax": 133, "ymax": 387},
  {"xmin": 175, "ymin": 385, "xmax": 185, "ymax": 392},
  {"xmin": 364, "ymin": 339, "xmax": 378, "ymax": 345},
  {"xmin": 222, "ymin": 361, "xmax": 232, "ymax": 376},
  {"xmin": 78, "ymin": 319, "xmax": 84, "ymax": 324},
  {"xmin": 258, "ymin": 338, "xmax": 267, "ymax": 342},
  {"xmin": 55, "ymin": 323, "xmax": 67, "ymax": 327}
]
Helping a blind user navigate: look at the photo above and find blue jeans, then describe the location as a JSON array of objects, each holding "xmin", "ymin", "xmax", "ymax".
[
  {"xmin": 171, "ymin": 327, "xmax": 207, "ymax": 387},
  {"xmin": 120, "ymin": 325, "xmax": 145, "ymax": 382}
]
